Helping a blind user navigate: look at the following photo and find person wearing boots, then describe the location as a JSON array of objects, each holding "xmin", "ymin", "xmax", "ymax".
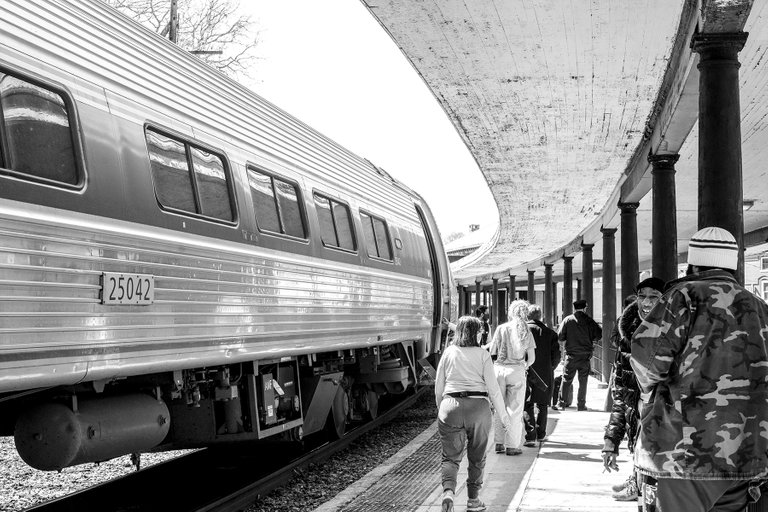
[
  {"xmin": 523, "ymin": 304, "xmax": 560, "ymax": 446},
  {"xmin": 601, "ymin": 277, "xmax": 664, "ymax": 501},
  {"xmin": 557, "ymin": 299, "xmax": 602, "ymax": 410}
]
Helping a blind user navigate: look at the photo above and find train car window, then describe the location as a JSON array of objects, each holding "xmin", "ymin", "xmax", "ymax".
[
  {"xmin": 314, "ymin": 194, "xmax": 338, "ymax": 247},
  {"xmin": 360, "ymin": 212, "xmax": 393, "ymax": 260},
  {"xmin": 0, "ymin": 73, "xmax": 79, "ymax": 186},
  {"xmin": 145, "ymin": 127, "xmax": 235, "ymax": 223},
  {"xmin": 248, "ymin": 168, "xmax": 306, "ymax": 239},
  {"xmin": 190, "ymin": 146, "xmax": 232, "ymax": 221},
  {"xmin": 146, "ymin": 130, "xmax": 197, "ymax": 213},
  {"xmin": 248, "ymin": 171, "xmax": 281, "ymax": 232},
  {"xmin": 274, "ymin": 180, "xmax": 305, "ymax": 238},
  {"xmin": 333, "ymin": 202, "xmax": 355, "ymax": 251},
  {"xmin": 313, "ymin": 192, "xmax": 356, "ymax": 251},
  {"xmin": 373, "ymin": 217, "xmax": 393, "ymax": 259},
  {"xmin": 361, "ymin": 213, "xmax": 378, "ymax": 256}
]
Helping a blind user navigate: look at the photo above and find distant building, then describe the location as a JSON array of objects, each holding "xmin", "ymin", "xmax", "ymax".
[
  {"xmin": 444, "ymin": 224, "xmax": 491, "ymax": 263},
  {"xmin": 746, "ymin": 243, "xmax": 768, "ymax": 302}
]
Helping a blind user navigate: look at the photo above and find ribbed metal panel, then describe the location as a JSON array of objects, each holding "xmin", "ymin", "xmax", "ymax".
[
  {"xmin": 3, "ymin": 0, "xmax": 418, "ymax": 227},
  {"xmin": 0, "ymin": 200, "xmax": 432, "ymax": 392}
]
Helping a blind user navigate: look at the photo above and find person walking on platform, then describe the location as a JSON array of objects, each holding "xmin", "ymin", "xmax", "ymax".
[
  {"xmin": 475, "ymin": 305, "xmax": 490, "ymax": 345},
  {"xmin": 557, "ymin": 299, "xmax": 602, "ymax": 411},
  {"xmin": 489, "ymin": 299, "xmax": 536, "ymax": 456},
  {"xmin": 523, "ymin": 304, "xmax": 560, "ymax": 446},
  {"xmin": 435, "ymin": 315, "xmax": 510, "ymax": 512},
  {"xmin": 601, "ymin": 277, "xmax": 664, "ymax": 502},
  {"xmin": 631, "ymin": 227, "xmax": 768, "ymax": 512}
]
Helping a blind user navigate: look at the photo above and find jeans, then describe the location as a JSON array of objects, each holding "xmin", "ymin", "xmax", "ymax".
[
  {"xmin": 438, "ymin": 396, "xmax": 492, "ymax": 499},
  {"xmin": 559, "ymin": 355, "xmax": 591, "ymax": 408},
  {"xmin": 493, "ymin": 363, "xmax": 527, "ymax": 449}
]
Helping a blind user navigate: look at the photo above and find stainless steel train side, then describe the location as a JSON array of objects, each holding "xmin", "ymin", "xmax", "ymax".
[{"xmin": 0, "ymin": 0, "xmax": 453, "ymax": 470}]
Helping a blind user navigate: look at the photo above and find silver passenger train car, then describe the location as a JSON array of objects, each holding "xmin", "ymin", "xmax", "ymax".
[{"xmin": 0, "ymin": 0, "xmax": 453, "ymax": 471}]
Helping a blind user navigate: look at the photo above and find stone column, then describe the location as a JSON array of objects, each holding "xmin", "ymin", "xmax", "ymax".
[
  {"xmin": 508, "ymin": 274, "xmax": 516, "ymax": 301},
  {"xmin": 527, "ymin": 270, "xmax": 535, "ymax": 304},
  {"xmin": 552, "ymin": 280, "xmax": 559, "ymax": 326},
  {"xmin": 544, "ymin": 264, "xmax": 554, "ymax": 327},
  {"xmin": 576, "ymin": 278, "xmax": 582, "ymax": 301},
  {"xmin": 581, "ymin": 244, "xmax": 594, "ymax": 318},
  {"xmin": 562, "ymin": 256, "xmax": 574, "ymax": 316},
  {"xmin": 692, "ymin": 32, "xmax": 748, "ymax": 284},
  {"xmin": 457, "ymin": 285, "xmax": 464, "ymax": 319},
  {"xmin": 649, "ymin": 154, "xmax": 680, "ymax": 284},
  {"xmin": 474, "ymin": 281, "xmax": 481, "ymax": 311},
  {"xmin": 619, "ymin": 202, "xmax": 640, "ymax": 300},
  {"xmin": 492, "ymin": 278, "xmax": 499, "ymax": 334},
  {"xmin": 601, "ymin": 228, "xmax": 617, "ymax": 383}
]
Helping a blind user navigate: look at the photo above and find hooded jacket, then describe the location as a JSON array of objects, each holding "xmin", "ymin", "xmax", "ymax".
[
  {"xmin": 631, "ymin": 270, "xmax": 768, "ymax": 480},
  {"xmin": 604, "ymin": 301, "xmax": 642, "ymax": 453}
]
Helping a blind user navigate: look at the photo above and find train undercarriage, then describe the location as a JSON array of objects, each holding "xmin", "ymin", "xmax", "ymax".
[{"xmin": 3, "ymin": 341, "xmax": 432, "ymax": 471}]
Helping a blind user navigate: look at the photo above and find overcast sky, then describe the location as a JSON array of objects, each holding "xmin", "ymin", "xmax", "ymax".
[{"xmin": 240, "ymin": 0, "xmax": 499, "ymax": 239}]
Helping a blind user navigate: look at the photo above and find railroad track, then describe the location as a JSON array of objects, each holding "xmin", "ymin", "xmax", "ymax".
[{"xmin": 25, "ymin": 386, "xmax": 429, "ymax": 512}]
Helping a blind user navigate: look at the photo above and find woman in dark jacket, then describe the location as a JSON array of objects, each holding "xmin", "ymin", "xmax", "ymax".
[{"xmin": 601, "ymin": 276, "xmax": 664, "ymax": 501}]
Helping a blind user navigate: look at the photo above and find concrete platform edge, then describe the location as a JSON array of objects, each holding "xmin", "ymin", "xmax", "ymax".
[{"xmin": 311, "ymin": 420, "xmax": 439, "ymax": 512}]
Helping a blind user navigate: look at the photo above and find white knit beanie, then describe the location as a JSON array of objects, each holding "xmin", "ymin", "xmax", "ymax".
[{"xmin": 687, "ymin": 227, "xmax": 738, "ymax": 270}]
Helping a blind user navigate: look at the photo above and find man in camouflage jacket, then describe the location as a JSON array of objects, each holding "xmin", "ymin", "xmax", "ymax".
[{"xmin": 630, "ymin": 227, "xmax": 768, "ymax": 511}]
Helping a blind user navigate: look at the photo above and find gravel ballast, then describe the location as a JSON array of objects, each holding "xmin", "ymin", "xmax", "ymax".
[{"xmin": 0, "ymin": 387, "xmax": 437, "ymax": 512}]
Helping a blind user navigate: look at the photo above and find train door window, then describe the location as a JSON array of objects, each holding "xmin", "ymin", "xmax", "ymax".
[
  {"xmin": 313, "ymin": 192, "xmax": 356, "ymax": 251},
  {"xmin": 360, "ymin": 212, "xmax": 393, "ymax": 260},
  {"xmin": 0, "ymin": 72, "xmax": 79, "ymax": 186},
  {"xmin": 145, "ymin": 127, "xmax": 235, "ymax": 223},
  {"xmin": 247, "ymin": 167, "xmax": 306, "ymax": 239}
]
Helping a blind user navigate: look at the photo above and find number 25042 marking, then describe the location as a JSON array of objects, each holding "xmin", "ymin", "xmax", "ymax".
[{"xmin": 102, "ymin": 273, "xmax": 155, "ymax": 305}]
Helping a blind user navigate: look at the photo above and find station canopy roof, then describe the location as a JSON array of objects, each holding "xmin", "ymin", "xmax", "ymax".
[{"xmin": 361, "ymin": 0, "xmax": 767, "ymax": 286}]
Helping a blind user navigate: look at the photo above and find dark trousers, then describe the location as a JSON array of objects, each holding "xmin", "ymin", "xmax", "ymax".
[
  {"xmin": 523, "ymin": 400, "xmax": 548, "ymax": 441},
  {"xmin": 559, "ymin": 355, "xmax": 591, "ymax": 408},
  {"xmin": 639, "ymin": 476, "xmax": 749, "ymax": 512}
]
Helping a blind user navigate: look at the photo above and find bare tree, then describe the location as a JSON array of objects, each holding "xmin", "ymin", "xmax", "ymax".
[{"xmin": 103, "ymin": 0, "xmax": 259, "ymax": 80}]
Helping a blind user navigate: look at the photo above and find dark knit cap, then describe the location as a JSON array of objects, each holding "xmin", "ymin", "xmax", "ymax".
[
  {"xmin": 635, "ymin": 277, "xmax": 665, "ymax": 293},
  {"xmin": 573, "ymin": 299, "xmax": 588, "ymax": 309}
]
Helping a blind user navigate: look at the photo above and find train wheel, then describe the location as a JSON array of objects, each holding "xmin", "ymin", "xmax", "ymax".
[
  {"xmin": 325, "ymin": 385, "xmax": 348, "ymax": 439},
  {"xmin": 365, "ymin": 389, "xmax": 379, "ymax": 420}
]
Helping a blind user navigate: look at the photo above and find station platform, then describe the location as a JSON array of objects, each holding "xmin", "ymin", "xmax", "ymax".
[{"xmin": 313, "ymin": 376, "xmax": 638, "ymax": 512}]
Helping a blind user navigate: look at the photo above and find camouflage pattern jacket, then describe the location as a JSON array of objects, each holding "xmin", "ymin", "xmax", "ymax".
[{"xmin": 630, "ymin": 270, "xmax": 768, "ymax": 480}]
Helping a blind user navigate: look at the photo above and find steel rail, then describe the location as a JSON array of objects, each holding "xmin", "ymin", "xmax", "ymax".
[{"xmin": 197, "ymin": 385, "xmax": 430, "ymax": 512}]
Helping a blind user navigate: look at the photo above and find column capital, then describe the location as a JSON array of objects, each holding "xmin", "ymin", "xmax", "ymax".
[
  {"xmin": 492, "ymin": 277, "xmax": 498, "ymax": 283},
  {"xmin": 691, "ymin": 32, "xmax": 748, "ymax": 57},
  {"xmin": 562, "ymin": 255, "xmax": 574, "ymax": 262},
  {"xmin": 527, "ymin": 269, "xmax": 535, "ymax": 275},
  {"xmin": 648, "ymin": 152, "xmax": 680, "ymax": 171},
  {"xmin": 618, "ymin": 201, "xmax": 640, "ymax": 211},
  {"xmin": 543, "ymin": 262, "xmax": 553, "ymax": 268},
  {"xmin": 581, "ymin": 243, "xmax": 594, "ymax": 250},
  {"xmin": 601, "ymin": 227, "xmax": 617, "ymax": 237}
]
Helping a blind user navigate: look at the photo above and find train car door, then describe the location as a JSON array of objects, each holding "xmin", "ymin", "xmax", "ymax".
[{"xmin": 415, "ymin": 204, "xmax": 441, "ymax": 348}]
